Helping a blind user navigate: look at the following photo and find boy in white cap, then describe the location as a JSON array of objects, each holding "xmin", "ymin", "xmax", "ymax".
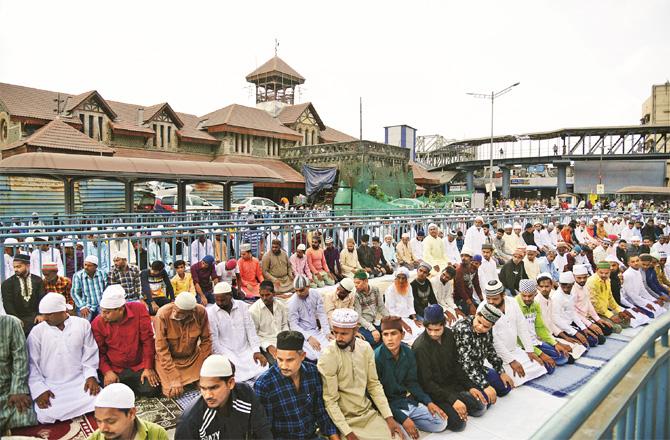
[
  {"xmin": 27, "ymin": 292, "xmax": 100, "ymax": 423},
  {"xmin": 92, "ymin": 285, "xmax": 160, "ymax": 397},
  {"xmin": 154, "ymin": 292, "xmax": 212, "ymax": 398},
  {"xmin": 208, "ymin": 282, "xmax": 268, "ymax": 383},
  {"xmin": 91, "ymin": 383, "xmax": 167, "ymax": 440},
  {"xmin": 175, "ymin": 354, "xmax": 272, "ymax": 439},
  {"xmin": 318, "ymin": 308, "xmax": 403, "ymax": 440},
  {"xmin": 71, "ymin": 254, "xmax": 108, "ymax": 322},
  {"xmin": 287, "ymin": 275, "xmax": 332, "ymax": 361}
]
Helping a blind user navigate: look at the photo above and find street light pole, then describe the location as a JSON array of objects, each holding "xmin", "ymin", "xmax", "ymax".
[{"xmin": 467, "ymin": 82, "xmax": 520, "ymax": 210}]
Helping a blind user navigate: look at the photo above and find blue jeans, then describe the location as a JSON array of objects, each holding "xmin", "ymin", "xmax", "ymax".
[
  {"xmin": 398, "ymin": 401, "xmax": 448, "ymax": 434},
  {"xmin": 486, "ymin": 368, "xmax": 512, "ymax": 397},
  {"xmin": 358, "ymin": 325, "xmax": 382, "ymax": 348},
  {"xmin": 536, "ymin": 342, "xmax": 568, "ymax": 374}
]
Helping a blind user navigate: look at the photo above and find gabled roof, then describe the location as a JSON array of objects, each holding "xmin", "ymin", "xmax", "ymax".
[
  {"xmin": 143, "ymin": 102, "xmax": 184, "ymax": 128},
  {"xmin": 410, "ymin": 161, "xmax": 441, "ymax": 185},
  {"xmin": 65, "ymin": 90, "xmax": 118, "ymax": 120},
  {"xmin": 0, "ymin": 82, "xmax": 81, "ymax": 124},
  {"xmin": 199, "ymin": 104, "xmax": 302, "ymax": 140},
  {"xmin": 175, "ymin": 112, "xmax": 219, "ymax": 144},
  {"xmin": 320, "ymin": 126, "xmax": 358, "ymax": 143},
  {"xmin": 2, "ymin": 118, "xmax": 115, "ymax": 155},
  {"xmin": 277, "ymin": 102, "xmax": 326, "ymax": 130},
  {"xmin": 245, "ymin": 56, "xmax": 305, "ymax": 83},
  {"xmin": 212, "ymin": 155, "xmax": 304, "ymax": 184}
]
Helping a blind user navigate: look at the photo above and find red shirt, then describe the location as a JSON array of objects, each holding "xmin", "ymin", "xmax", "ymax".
[{"xmin": 92, "ymin": 301, "xmax": 155, "ymax": 374}]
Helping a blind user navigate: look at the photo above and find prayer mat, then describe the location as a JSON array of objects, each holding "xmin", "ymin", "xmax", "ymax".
[
  {"xmin": 173, "ymin": 388, "xmax": 201, "ymax": 410},
  {"xmin": 134, "ymin": 395, "xmax": 183, "ymax": 431},
  {"xmin": 10, "ymin": 413, "xmax": 98, "ymax": 439},
  {"xmin": 582, "ymin": 337, "xmax": 629, "ymax": 362},
  {"xmin": 525, "ymin": 363, "xmax": 599, "ymax": 397}
]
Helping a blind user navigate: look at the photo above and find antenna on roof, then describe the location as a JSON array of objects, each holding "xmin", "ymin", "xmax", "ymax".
[
  {"xmin": 274, "ymin": 38, "xmax": 279, "ymax": 56},
  {"xmin": 53, "ymin": 93, "xmax": 66, "ymax": 118}
]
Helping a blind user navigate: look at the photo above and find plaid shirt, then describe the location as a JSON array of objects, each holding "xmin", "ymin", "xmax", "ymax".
[
  {"xmin": 71, "ymin": 269, "xmax": 108, "ymax": 312},
  {"xmin": 42, "ymin": 275, "xmax": 73, "ymax": 306},
  {"xmin": 254, "ymin": 362, "xmax": 336, "ymax": 440},
  {"xmin": 108, "ymin": 265, "xmax": 142, "ymax": 301}
]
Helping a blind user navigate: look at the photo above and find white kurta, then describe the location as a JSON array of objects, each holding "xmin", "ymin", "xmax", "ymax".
[
  {"xmin": 551, "ymin": 289, "xmax": 587, "ymax": 334},
  {"xmin": 534, "ymin": 293, "xmax": 586, "ymax": 360},
  {"xmin": 3, "ymin": 253, "xmax": 14, "ymax": 279},
  {"xmin": 383, "ymin": 284, "xmax": 424, "ymax": 344},
  {"xmin": 190, "ymin": 239, "xmax": 215, "ymax": 263},
  {"xmin": 208, "ymin": 300, "xmax": 268, "ymax": 382},
  {"xmin": 430, "ymin": 275, "xmax": 460, "ymax": 320},
  {"xmin": 109, "ymin": 239, "xmax": 137, "ymax": 265},
  {"xmin": 30, "ymin": 248, "xmax": 64, "ymax": 277},
  {"xmin": 463, "ymin": 226, "xmax": 485, "ymax": 256},
  {"xmin": 409, "ymin": 238, "xmax": 424, "ymax": 260},
  {"xmin": 27, "ymin": 317, "xmax": 99, "ymax": 423},
  {"xmin": 248, "ymin": 298, "xmax": 290, "ymax": 350},
  {"xmin": 478, "ymin": 297, "xmax": 547, "ymax": 386},
  {"xmin": 478, "ymin": 257, "xmax": 498, "ymax": 294},
  {"xmin": 622, "ymin": 268, "xmax": 666, "ymax": 318},
  {"xmin": 523, "ymin": 257, "xmax": 541, "ymax": 281},
  {"xmin": 443, "ymin": 238, "xmax": 461, "ymax": 265}
]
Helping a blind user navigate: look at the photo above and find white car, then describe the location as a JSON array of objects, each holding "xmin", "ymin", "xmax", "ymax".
[{"xmin": 231, "ymin": 197, "xmax": 282, "ymax": 212}]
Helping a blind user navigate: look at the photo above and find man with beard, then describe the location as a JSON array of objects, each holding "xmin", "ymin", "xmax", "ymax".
[
  {"xmin": 249, "ymin": 281, "xmax": 289, "ymax": 365},
  {"xmin": 238, "ymin": 243, "xmax": 264, "ymax": 299},
  {"xmin": 410, "ymin": 262, "xmax": 438, "ymax": 320},
  {"xmin": 306, "ymin": 236, "xmax": 336, "ymax": 287},
  {"xmin": 323, "ymin": 277, "xmax": 356, "ymax": 327},
  {"xmin": 539, "ymin": 250, "xmax": 561, "ymax": 285},
  {"xmin": 443, "ymin": 229, "xmax": 461, "ymax": 266},
  {"xmin": 288, "ymin": 275, "xmax": 332, "ymax": 361},
  {"xmin": 384, "ymin": 267, "xmax": 424, "ymax": 345},
  {"xmin": 339, "ymin": 238, "xmax": 362, "ymax": 278},
  {"xmin": 477, "ymin": 281, "xmax": 547, "ymax": 387},
  {"xmin": 453, "ymin": 251, "xmax": 484, "ymax": 315},
  {"xmin": 570, "ymin": 264, "xmax": 612, "ymax": 342},
  {"xmin": 2, "ymin": 253, "xmax": 45, "ymax": 335},
  {"xmin": 254, "ymin": 331, "xmax": 338, "ymax": 440},
  {"xmin": 92, "ymin": 285, "xmax": 160, "ymax": 397},
  {"xmin": 431, "ymin": 266, "xmax": 465, "ymax": 326},
  {"xmin": 463, "ymin": 216, "xmax": 486, "ymax": 257},
  {"xmin": 409, "ymin": 230, "xmax": 425, "ymax": 262},
  {"xmin": 423, "ymin": 224, "xmax": 449, "ymax": 271},
  {"xmin": 261, "ymin": 239, "xmax": 294, "ymax": 294},
  {"xmin": 555, "ymin": 242, "xmax": 575, "ymax": 273},
  {"xmin": 492, "ymin": 228, "xmax": 511, "ymax": 264},
  {"xmin": 28, "ymin": 293, "xmax": 100, "ymax": 423},
  {"xmin": 42, "ymin": 261, "xmax": 73, "ymax": 308},
  {"xmin": 523, "ymin": 246, "xmax": 541, "ymax": 281},
  {"xmin": 375, "ymin": 316, "xmax": 448, "ymax": 438},
  {"xmin": 30, "ymin": 236, "xmax": 64, "ymax": 277},
  {"xmin": 317, "ymin": 308, "xmax": 402, "ymax": 440},
  {"xmin": 621, "ymin": 255, "xmax": 667, "ymax": 318},
  {"xmin": 413, "ymin": 305, "xmax": 487, "ymax": 433},
  {"xmin": 175, "ymin": 354, "xmax": 271, "ymax": 439},
  {"xmin": 108, "ymin": 252, "xmax": 141, "ymax": 302},
  {"xmin": 208, "ymin": 282, "xmax": 268, "ymax": 383},
  {"xmin": 357, "ymin": 234, "xmax": 381, "ymax": 278},
  {"xmin": 397, "ymin": 232, "xmax": 420, "ymax": 270},
  {"xmin": 498, "ymin": 249, "xmax": 528, "ymax": 295},
  {"xmin": 586, "ymin": 262, "xmax": 636, "ymax": 329}
]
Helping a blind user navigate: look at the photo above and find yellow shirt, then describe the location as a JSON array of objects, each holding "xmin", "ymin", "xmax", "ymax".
[
  {"xmin": 586, "ymin": 274, "xmax": 621, "ymax": 318},
  {"xmin": 171, "ymin": 272, "xmax": 195, "ymax": 295}
]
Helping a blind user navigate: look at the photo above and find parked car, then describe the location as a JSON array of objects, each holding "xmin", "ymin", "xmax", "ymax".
[
  {"xmin": 136, "ymin": 192, "xmax": 220, "ymax": 212},
  {"xmin": 231, "ymin": 197, "xmax": 282, "ymax": 212}
]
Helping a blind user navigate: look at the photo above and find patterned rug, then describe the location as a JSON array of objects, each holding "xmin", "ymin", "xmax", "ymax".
[
  {"xmin": 10, "ymin": 413, "xmax": 97, "ymax": 439},
  {"xmin": 526, "ymin": 363, "xmax": 600, "ymax": 397}
]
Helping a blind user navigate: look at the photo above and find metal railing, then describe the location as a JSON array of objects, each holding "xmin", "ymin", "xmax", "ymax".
[{"xmin": 531, "ymin": 311, "xmax": 670, "ymax": 439}]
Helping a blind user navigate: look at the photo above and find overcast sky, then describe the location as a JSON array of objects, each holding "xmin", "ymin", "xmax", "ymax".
[{"xmin": 1, "ymin": 0, "xmax": 668, "ymax": 143}]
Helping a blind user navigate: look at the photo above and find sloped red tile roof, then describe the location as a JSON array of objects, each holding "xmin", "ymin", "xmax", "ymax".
[
  {"xmin": 410, "ymin": 161, "xmax": 441, "ymax": 185},
  {"xmin": 320, "ymin": 126, "xmax": 358, "ymax": 143},
  {"xmin": 199, "ymin": 104, "xmax": 301, "ymax": 138},
  {"xmin": 212, "ymin": 154, "xmax": 304, "ymax": 184},
  {"xmin": 277, "ymin": 102, "xmax": 326, "ymax": 130},
  {"xmin": 0, "ymin": 82, "xmax": 80, "ymax": 123},
  {"xmin": 2, "ymin": 118, "xmax": 114, "ymax": 155},
  {"xmin": 245, "ymin": 56, "xmax": 305, "ymax": 82}
]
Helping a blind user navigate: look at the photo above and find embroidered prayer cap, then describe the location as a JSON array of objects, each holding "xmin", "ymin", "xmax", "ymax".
[
  {"xmin": 381, "ymin": 316, "xmax": 404, "ymax": 332},
  {"xmin": 526, "ymin": 245, "xmax": 538, "ymax": 252},
  {"xmin": 418, "ymin": 261, "xmax": 433, "ymax": 273},
  {"xmin": 428, "ymin": 223, "xmax": 438, "ymax": 230},
  {"xmin": 175, "ymin": 291, "xmax": 197, "ymax": 311},
  {"xmin": 200, "ymin": 354, "xmax": 233, "ymax": 377},
  {"xmin": 39, "ymin": 292, "xmax": 73, "ymax": 314},
  {"xmin": 573, "ymin": 264, "xmax": 588, "ymax": 276},
  {"xmin": 401, "ymin": 232, "xmax": 410, "ymax": 238},
  {"xmin": 504, "ymin": 223, "xmax": 513, "ymax": 229},
  {"xmin": 95, "ymin": 383, "xmax": 135, "ymax": 409},
  {"xmin": 331, "ymin": 308, "xmax": 359, "ymax": 328},
  {"xmin": 474, "ymin": 215, "xmax": 484, "ymax": 222},
  {"xmin": 423, "ymin": 304, "xmax": 445, "ymax": 325},
  {"xmin": 100, "ymin": 285, "xmax": 126, "ymax": 309},
  {"xmin": 485, "ymin": 279, "xmax": 505, "ymax": 297},
  {"xmin": 42, "ymin": 261, "xmax": 58, "ymax": 271},
  {"xmin": 225, "ymin": 259, "xmax": 237, "ymax": 270},
  {"xmin": 240, "ymin": 243, "xmax": 252, "ymax": 252},
  {"xmin": 14, "ymin": 254, "xmax": 30, "ymax": 263},
  {"xmin": 518, "ymin": 279, "xmax": 538, "ymax": 293},
  {"xmin": 277, "ymin": 330, "xmax": 305, "ymax": 351},
  {"xmin": 480, "ymin": 303, "xmax": 502, "ymax": 324},
  {"xmin": 596, "ymin": 261, "xmax": 611, "ymax": 270},
  {"xmin": 339, "ymin": 277, "xmax": 355, "ymax": 292},
  {"xmin": 354, "ymin": 269, "xmax": 369, "ymax": 280},
  {"xmin": 482, "ymin": 244, "xmax": 494, "ymax": 250},
  {"xmin": 396, "ymin": 266, "xmax": 410, "ymax": 278},
  {"xmin": 325, "ymin": 236, "xmax": 334, "ymax": 243},
  {"xmin": 213, "ymin": 282, "xmax": 232, "ymax": 295},
  {"xmin": 84, "ymin": 255, "xmax": 99, "ymax": 266},
  {"xmin": 297, "ymin": 243, "xmax": 306, "ymax": 251},
  {"xmin": 293, "ymin": 274, "xmax": 310, "ymax": 289}
]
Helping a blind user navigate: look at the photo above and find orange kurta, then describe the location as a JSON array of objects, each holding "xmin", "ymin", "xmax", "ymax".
[{"xmin": 238, "ymin": 256, "xmax": 264, "ymax": 298}]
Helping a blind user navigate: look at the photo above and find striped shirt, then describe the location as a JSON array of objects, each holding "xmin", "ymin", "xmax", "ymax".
[{"xmin": 71, "ymin": 268, "xmax": 108, "ymax": 312}]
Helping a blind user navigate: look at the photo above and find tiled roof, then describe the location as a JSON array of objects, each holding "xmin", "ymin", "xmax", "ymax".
[
  {"xmin": 143, "ymin": 102, "xmax": 184, "ymax": 128},
  {"xmin": 0, "ymin": 82, "xmax": 80, "ymax": 123},
  {"xmin": 245, "ymin": 56, "xmax": 305, "ymax": 82},
  {"xmin": 320, "ymin": 126, "xmax": 358, "ymax": 143},
  {"xmin": 199, "ymin": 104, "xmax": 301, "ymax": 137},
  {"xmin": 64, "ymin": 90, "xmax": 118, "ymax": 119},
  {"xmin": 410, "ymin": 161, "xmax": 441, "ymax": 185},
  {"xmin": 277, "ymin": 102, "xmax": 326, "ymax": 130},
  {"xmin": 212, "ymin": 154, "xmax": 304, "ymax": 184},
  {"xmin": 2, "ymin": 118, "xmax": 114, "ymax": 154},
  {"xmin": 175, "ymin": 113, "xmax": 219, "ymax": 143}
]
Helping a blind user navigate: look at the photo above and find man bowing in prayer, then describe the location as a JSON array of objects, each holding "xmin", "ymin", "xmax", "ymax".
[
  {"xmin": 27, "ymin": 292, "xmax": 100, "ymax": 423},
  {"xmin": 254, "ymin": 330, "xmax": 339, "ymax": 440},
  {"xmin": 318, "ymin": 308, "xmax": 403, "ymax": 440},
  {"xmin": 154, "ymin": 292, "xmax": 212, "ymax": 398},
  {"xmin": 208, "ymin": 282, "xmax": 268, "ymax": 384}
]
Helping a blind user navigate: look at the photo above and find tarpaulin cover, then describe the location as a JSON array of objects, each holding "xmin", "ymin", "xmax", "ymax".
[{"xmin": 303, "ymin": 164, "xmax": 337, "ymax": 196}]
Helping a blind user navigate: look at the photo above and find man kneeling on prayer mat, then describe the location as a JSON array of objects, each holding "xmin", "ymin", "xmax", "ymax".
[
  {"xmin": 477, "ymin": 280, "xmax": 548, "ymax": 387},
  {"xmin": 588, "ymin": 261, "xmax": 646, "ymax": 328},
  {"xmin": 254, "ymin": 330, "xmax": 339, "ymax": 440},
  {"xmin": 28, "ymin": 292, "xmax": 100, "ymax": 423},
  {"xmin": 208, "ymin": 281, "xmax": 268, "ymax": 384},
  {"xmin": 154, "ymin": 292, "xmax": 212, "ymax": 398},
  {"xmin": 317, "ymin": 308, "xmax": 403, "ymax": 440},
  {"xmin": 288, "ymin": 275, "xmax": 332, "ymax": 361},
  {"xmin": 175, "ymin": 354, "xmax": 272, "ymax": 440},
  {"xmin": 375, "ymin": 316, "xmax": 449, "ymax": 437},
  {"xmin": 515, "ymin": 278, "xmax": 570, "ymax": 374},
  {"xmin": 90, "ymin": 383, "xmax": 168, "ymax": 440},
  {"xmin": 92, "ymin": 285, "xmax": 161, "ymax": 397}
]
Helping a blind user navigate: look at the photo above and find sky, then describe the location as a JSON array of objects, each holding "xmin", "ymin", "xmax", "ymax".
[{"xmin": 1, "ymin": 0, "xmax": 669, "ymax": 143}]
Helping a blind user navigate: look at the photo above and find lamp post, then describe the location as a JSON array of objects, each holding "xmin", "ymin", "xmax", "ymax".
[{"xmin": 467, "ymin": 82, "xmax": 520, "ymax": 210}]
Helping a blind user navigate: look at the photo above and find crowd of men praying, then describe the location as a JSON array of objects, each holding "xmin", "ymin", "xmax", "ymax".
[{"xmin": 1, "ymin": 210, "xmax": 670, "ymax": 439}]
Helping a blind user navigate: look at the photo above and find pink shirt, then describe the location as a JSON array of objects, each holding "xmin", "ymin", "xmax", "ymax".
[
  {"xmin": 289, "ymin": 253, "xmax": 312, "ymax": 280},
  {"xmin": 305, "ymin": 247, "xmax": 328, "ymax": 273}
]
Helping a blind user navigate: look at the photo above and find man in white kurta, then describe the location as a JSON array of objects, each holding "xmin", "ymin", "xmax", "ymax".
[
  {"xmin": 523, "ymin": 246, "xmax": 541, "ymax": 281},
  {"xmin": 288, "ymin": 275, "xmax": 332, "ymax": 360},
  {"xmin": 502, "ymin": 224, "xmax": 522, "ymax": 256},
  {"xmin": 622, "ymin": 258, "xmax": 666, "ymax": 318},
  {"xmin": 383, "ymin": 268, "xmax": 423, "ymax": 344},
  {"xmin": 443, "ymin": 231, "xmax": 461, "ymax": 265},
  {"xmin": 423, "ymin": 224, "xmax": 448, "ymax": 271},
  {"xmin": 207, "ymin": 282, "xmax": 268, "ymax": 383},
  {"xmin": 248, "ymin": 280, "xmax": 290, "ymax": 363},
  {"xmin": 409, "ymin": 233, "xmax": 425, "ymax": 261},
  {"xmin": 27, "ymin": 293, "xmax": 99, "ymax": 423},
  {"xmin": 430, "ymin": 266, "xmax": 463, "ymax": 327},
  {"xmin": 478, "ymin": 286, "xmax": 547, "ymax": 387},
  {"xmin": 30, "ymin": 238, "xmax": 64, "ymax": 277},
  {"xmin": 463, "ymin": 216, "xmax": 486, "ymax": 257},
  {"xmin": 478, "ymin": 244, "xmax": 499, "ymax": 294},
  {"xmin": 190, "ymin": 232, "xmax": 215, "ymax": 263}
]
